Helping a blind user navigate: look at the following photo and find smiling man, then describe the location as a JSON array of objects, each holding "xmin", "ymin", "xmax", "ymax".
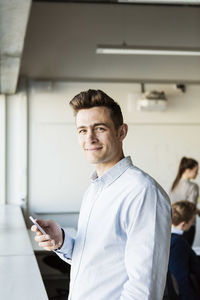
[
  {"xmin": 32, "ymin": 89, "xmax": 171, "ymax": 300},
  {"xmin": 76, "ymin": 105, "xmax": 127, "ymax": 175}
]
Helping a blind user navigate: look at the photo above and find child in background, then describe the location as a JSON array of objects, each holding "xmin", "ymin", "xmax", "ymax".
[{"xmin": 168, "ymin": 200, "xmax": 200, "ymax": 300}]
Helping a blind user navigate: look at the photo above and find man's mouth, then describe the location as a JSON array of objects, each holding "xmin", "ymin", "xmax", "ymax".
[{"xmin": 85, "ymin": 146, "xmax": 103, "ymax": 151}]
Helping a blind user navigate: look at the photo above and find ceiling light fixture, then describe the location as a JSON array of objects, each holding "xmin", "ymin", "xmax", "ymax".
[{"xmin": 96, "ymin": 45, "xmax": 200, "ymax": 56}]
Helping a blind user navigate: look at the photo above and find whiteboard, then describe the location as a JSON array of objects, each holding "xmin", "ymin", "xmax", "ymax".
[{"xmin": 124, "ymin": 124, "xmax": 200, "ymax": 193}]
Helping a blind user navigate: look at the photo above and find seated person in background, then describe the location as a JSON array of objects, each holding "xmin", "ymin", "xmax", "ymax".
[{"xmin": 168, "ymin": 200, "xmax": 200, "ymax": 300}]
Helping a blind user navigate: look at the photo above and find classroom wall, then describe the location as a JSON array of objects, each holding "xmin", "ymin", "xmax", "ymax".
[{"xmin": 6, "ymin": 80, "xmax": 200, "ymax": 243}]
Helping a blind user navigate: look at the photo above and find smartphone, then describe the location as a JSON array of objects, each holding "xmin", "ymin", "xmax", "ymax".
[{"xmin": 29, "ymin": 216, "xmax": 47, "ymax": 235}]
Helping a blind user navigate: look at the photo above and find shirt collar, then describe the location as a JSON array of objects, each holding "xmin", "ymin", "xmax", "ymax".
[
  {"xmin": 91, "ymin": 156, "xmax": 133, "ymax": 188},
  {"xmin": 171, "ymin": 226, "xmax": 183, "ymax": 235}
]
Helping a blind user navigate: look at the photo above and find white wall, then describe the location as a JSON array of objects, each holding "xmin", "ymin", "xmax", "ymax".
[
  {"xmin": 3, "ymin": 79, "xmax": 197, "ymax": 240},
  {"xmin": 28, "ymin": 80, "xmax": 200, "ymax": 234}
]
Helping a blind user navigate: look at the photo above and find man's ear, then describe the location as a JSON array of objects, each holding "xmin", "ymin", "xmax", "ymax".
[
  {"xmin": 180, "ymin": 221, "xmax": 186, "ymax": 230},
  {"xmin": 118, "ymin": 124, "xmax": 128, "ymax": 142}
]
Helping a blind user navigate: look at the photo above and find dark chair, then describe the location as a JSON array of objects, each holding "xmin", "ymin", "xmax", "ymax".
[
  {"xmin": 190, "ymin": 274, "xmax": 200, "ymax": 299},
  {"xmin": 165, "ymin": 271, "xmax": 181, "ymax": 300}
]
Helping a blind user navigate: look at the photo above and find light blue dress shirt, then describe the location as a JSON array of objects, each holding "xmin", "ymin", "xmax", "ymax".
[{"xmin": 56, "ymin": 156, "xmax": 171, "ymax": 300}]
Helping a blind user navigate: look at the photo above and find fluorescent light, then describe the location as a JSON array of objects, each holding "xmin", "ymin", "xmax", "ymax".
[
  {"xmin": 118, "ymin": 0, "xmax": 200, "ymax": 4},
  {"xmin": 96, "ymin": 45, "xmax": 200, "ymax": 56}
]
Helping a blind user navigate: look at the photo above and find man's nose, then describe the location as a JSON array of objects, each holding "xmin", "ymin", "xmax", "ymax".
[{"xmin": 86, "ymin": 129, "xmax": 97, "ymax": 142}]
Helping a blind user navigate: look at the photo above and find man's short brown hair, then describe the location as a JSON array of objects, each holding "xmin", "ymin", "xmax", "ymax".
[
  {"xmin": 69, "ymin": 89, "xmax": 123, "ymax": 129},
  {"xmin": 171, "ymin": 201, "xmax": 197, "ymax": 226}
]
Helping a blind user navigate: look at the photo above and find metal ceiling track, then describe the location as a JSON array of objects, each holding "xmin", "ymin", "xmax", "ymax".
[{"xmin": 33, "ymin": 0, "xmax": 200, "ymax": 6}]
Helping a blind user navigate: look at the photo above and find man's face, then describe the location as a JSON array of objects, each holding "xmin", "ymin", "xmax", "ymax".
[{"xmin": 76, "ymin": 106, "xmax": 124, "ymax": 167}]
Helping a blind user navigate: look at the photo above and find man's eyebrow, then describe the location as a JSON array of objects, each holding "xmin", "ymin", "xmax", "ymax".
[
  {"xmin": 77, "ymin": 126, "xmax": 86, "ymax": 130},
  {"xmin": 77, "ymin": 123, "xmax": 110, "ymax": 130},
  {"xmin": 94, "ymin": 122, "xmax": 110, "ymax": 128}
]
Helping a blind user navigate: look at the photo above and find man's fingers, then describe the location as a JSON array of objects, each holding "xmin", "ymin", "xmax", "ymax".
[
  {"xmin": 38, "ymin": 239, "xmax": 56, "ymax": 250},
  {"xmin": 35, "ymin": 234, "xmax": 56, "ymax": 248},
  {"xmin": 31, "ymin": 224, "xmax": 44, "ymax": 235},
  {"xmin": 30, "ymin": 219, "xmax": 60, "ymax": 251},
  {"xmin": 39, "ymin": 240, "xmax": 53, "ymax": 248},
  {"xmin": 35, "ymin": 234, "xmax": 50, "ymax": 242},
  {"xmin": 31, "ymin": 224, "xmax": 39, "ymax": 232},
  {"xmin": 44, "ymin": 246, "xmax": 55, "ymax": 251},
  {"xmin": 44, "ymin": 247, "xmax": 52, "ymax": 251}
]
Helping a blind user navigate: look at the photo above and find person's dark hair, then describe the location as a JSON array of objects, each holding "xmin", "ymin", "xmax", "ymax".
[
  {"xmin": 171, "ymin": 157, "xmax": 198, "ymax": 191},
  {"xmin": 69, "ymin": 89, "xmax": 123, "ymax": 129},
  {"xmin": 172, "ymin": 200, "xmax": 196, "ymax": 226}
]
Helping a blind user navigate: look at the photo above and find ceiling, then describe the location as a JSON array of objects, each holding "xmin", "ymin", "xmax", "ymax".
[
  {"xmin": 0, "ymin": 0, "xmax": 31, "ymax": 94},
  {"xmin": 1, "ymin": 0, "xmax": 200, "ymax": 94}
]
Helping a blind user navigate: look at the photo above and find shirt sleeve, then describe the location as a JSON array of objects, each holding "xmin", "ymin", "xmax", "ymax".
[
  {"xmin": 188, "ymin": 183, "xmax": 199, "ymax": 204},
  {"xmin": 119, "ymin": 183, "xmax": 171, "ymax": 300},
  {"xmin": 55, "ymin": 228, "xmax": 75, "ymax": 265}
]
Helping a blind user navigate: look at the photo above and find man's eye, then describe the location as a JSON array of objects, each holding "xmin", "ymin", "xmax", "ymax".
[
  {"xmin": 78, "ymin": 129, "xmax": 86, "ymax": 134},
  {"xmin": 96, "ymin": 127, "xmax": 105, "ymax": 132}
]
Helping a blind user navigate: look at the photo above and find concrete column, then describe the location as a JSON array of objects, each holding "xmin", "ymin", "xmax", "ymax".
[
  {"xmin": 0, "ymin": 94, "xmax": 6, "ymax": 204},
  {"xmin": 6, "ymin": 90, "xmax": 28, "ymax": 208}
]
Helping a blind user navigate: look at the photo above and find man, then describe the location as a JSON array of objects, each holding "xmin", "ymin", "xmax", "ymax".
[{"xmin": 32, "ymin": 89, "xmax": 171, "ymax": 300}]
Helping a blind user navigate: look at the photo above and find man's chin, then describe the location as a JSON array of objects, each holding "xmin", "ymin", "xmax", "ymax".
[
  {"xmin": 87, "ymin": 158, "xmax": 101, "ymax": 164},
  {"xmin": 85, "ymin": 154, "xmax": 103, "ymax": 165}
]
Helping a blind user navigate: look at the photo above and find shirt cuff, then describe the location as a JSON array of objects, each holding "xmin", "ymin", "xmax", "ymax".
[{"xmin": 55, "ymin": 228, "xmax": 75, "ymax": 261}]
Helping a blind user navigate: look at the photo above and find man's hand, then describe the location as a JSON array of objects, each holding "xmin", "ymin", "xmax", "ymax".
[{"xmin": 31, "ymin": 219, "xmax": 63, "ymax": 251}]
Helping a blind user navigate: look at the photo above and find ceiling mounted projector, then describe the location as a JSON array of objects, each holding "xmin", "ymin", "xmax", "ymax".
[{"xmin": 137, "ymin": 90, "xmax": 167, "ymax": 111}]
